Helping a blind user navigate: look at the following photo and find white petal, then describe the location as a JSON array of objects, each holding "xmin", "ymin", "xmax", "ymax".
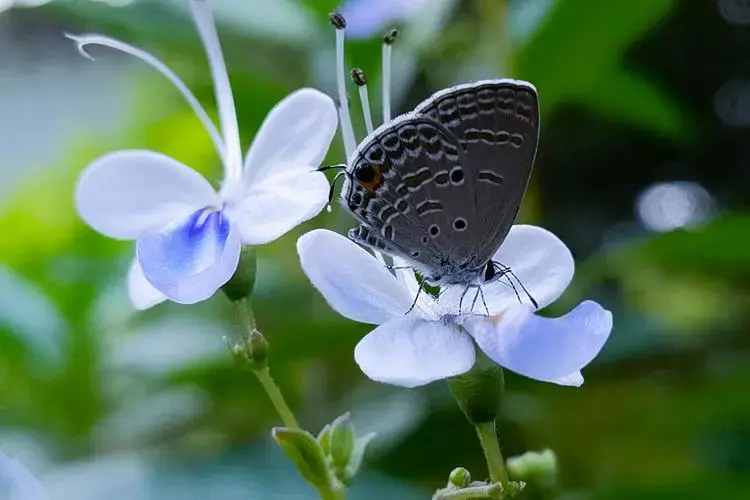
[
  {"xmin": 232, "ymin": 168, "xmax": 329, "ymax": 245},
  {"xmin": 463, "ymin": 300, "xmax": 612, "ymax": 385},
  {"xmin": 127, "ymin": 259, "xmax": 167, "ymax": 310},
  {"xmin": 243, "ymin": 88, "xmax": 338, "ymax": 184},
  {"xmin": 297, "ymin": 229, "xmax": 414, "ymax": 324},
  {"xmin": 0, "ymin": 452, "xmax": 48, "ymax": 500},
  {"xmin": 443, "ymin": 225, "xmax": 574, "ymax": 314},
  {"xmin": 136, "ymin": 209, "xmax": 241, "ymax": 304},
  {"xmin": 354, "ymin": 317, "xmax": 476, "ymax": 388},
  {"xmin": 75, "ymin": 150, "xmax": 219, "ymax": 240},
  {"xmin": 554, "ymin": 372, "xmax": 584, "ymax": 387}
]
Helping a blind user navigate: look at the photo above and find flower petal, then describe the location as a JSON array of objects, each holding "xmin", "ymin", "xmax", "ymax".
[
  {"xmin": 354, "ymin": 316, "xmax": 476, "ymax": 387},
  {"xmin": 463, "ymin": 300, "xmax": 612, "ymax": 385},
  {"xmin": 232, "ymin": 168, "xmax": 329, "ymax": 245},
  {"xmin": 297, "ymin": 229, "xmax": 414, "ymax": 324},
  {"xmin": 443, "ymin": 225, "xmax": 574, "ymax": 314},
  {"xmin": 243, "ymin": 88, "xmax": 338, "ymax": 184},
  {"xmin": 136, "ymin": 208, "xmax": 241, "ymax": 304},
  {"xmin": 127, "ymin": 259, "xmax": 168, "ymax": 310},
  {"xmin": 76, "ymin": 150, "xmax": 219, "ymax": 240},
  {"xmin": 0, "ymin": 452, "xmax": 48, "ymax": 500}
]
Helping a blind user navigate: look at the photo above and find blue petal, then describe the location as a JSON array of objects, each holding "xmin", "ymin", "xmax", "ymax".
[
  {"xmin": 136, "ymin": 207, "xmax": 241, "ymax": 304},
  {"xmin": 0, "ymin": 452, "xmax": 48, "ymax": 500},
  {"xmin": 463, "ymin": 300, "xmax": 613, "ymax": 385}
]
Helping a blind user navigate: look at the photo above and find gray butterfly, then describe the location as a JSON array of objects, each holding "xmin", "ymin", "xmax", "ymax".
[{"xmin": 341, "ymin": 79, "xmax": 540, "ymax": 305}]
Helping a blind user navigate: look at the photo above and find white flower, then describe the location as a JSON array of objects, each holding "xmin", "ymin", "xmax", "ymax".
[
  {"xmin": 0, "ymin": 452, "xmax": 47, "ymax": 500},
  {"xmin": 297, "ymin": 228, "xmax": 612, "ymax": 388},
  {"xmin": 71, "ymin": 0, "xmax": 338, "ymax": 309}
]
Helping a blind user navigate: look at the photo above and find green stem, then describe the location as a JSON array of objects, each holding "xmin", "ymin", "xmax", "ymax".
[
  {"xmin": 319, "ymin": 485, "xmax": 346, "ymax": 500},
  {"xmin": 475, "ymin": 421, "xmax": 509, "ymax": 484},
  {"xmin": 234, "ymin": 298, "xmax": 299, "ymax": 429},
  {"xmin": 254, "ymin": 366, "xmax": 299, "ymax": 429}
]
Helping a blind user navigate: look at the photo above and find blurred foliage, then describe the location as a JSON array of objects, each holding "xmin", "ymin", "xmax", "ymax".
[{"xmin": 1, "ymin": 0, "xmax": 749, "ymax": 498}]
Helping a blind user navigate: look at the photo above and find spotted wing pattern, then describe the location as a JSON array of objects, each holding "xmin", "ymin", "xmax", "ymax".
[
  {"xmin": 414, "ymin": 79, "xmax": 540, "ymax": 263},
  {"xmin": 342, "ymin": 115, "xmax": 483, "ymax": 282}
]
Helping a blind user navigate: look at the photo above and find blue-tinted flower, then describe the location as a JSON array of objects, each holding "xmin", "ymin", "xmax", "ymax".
[
  {"xmin": 72, "ymin": 0, "xmax": 337, "ymax": 309},
  {"xmin": 339, "ymin": 0, "xmax": 430, "ymax": 39},
  {"xmin": 0, "ymin": 452, "xmax": 47, "ymax": 500},
  {"xmin": 298, "ymin": 228, "xmax": 612, "ymax": 388}
]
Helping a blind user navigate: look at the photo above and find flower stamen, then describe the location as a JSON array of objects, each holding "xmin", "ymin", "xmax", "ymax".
[
  {"xmin": 330, "ymin": 11, "xmax": 358, "ymax": 160},
  {"xmin": 351, "ymin": 68, "xmax": 374, "ymax": 134},
  {"xmin": 381, "ymin": 28, "xmax": 398, "ymax": 124},
  {"xmin": 64, "ymin": 32, "xmax": 226, "ymax": 162}
]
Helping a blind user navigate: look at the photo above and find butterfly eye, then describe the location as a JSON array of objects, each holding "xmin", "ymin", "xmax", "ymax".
[
  {"xmin": 355, "ymin": 163, "xmax": 384, "ymax": 192},
  {"xmin": 483, "ymin": 261, "xmax": 496, "ymax": 282}
]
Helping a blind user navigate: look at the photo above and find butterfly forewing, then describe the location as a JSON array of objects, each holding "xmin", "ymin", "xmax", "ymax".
[
  {"xmin": 414, "ymin": 79, "xmax": 540, "ymax": 263},
  {"xmin": 343, "ymin": 115, "xmax": 484, "ymax": 280}
]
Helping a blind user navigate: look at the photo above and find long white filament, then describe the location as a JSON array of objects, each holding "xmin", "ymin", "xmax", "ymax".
[
  {"xmin": 65, "ymin": 33, "xmax": 226, "ymax": 162},
  {"xmin": 189, "ymin": 0, "xmax": 243, "ymax": 185},
  {"xmin": 335, "ymin": 29, "xmax": 357, "ymax": 159},
  {"xmin": 382, "ymin": 42, "xmax": 392, "ymax": 123},
  {"xmin": 358, "ymin": 84, "xmax": 374, "ymax": 134}
]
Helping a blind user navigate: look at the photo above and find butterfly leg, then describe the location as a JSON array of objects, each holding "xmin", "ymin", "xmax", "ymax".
[
  {"xmin": 405, "ymin": 279, "xmax": 426, "ymax": 314},
  {"xmin": 457, "ymin": 284, "xmax": 473, "ymax": 315}
]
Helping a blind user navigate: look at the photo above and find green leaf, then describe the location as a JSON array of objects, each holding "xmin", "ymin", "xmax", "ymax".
[
  {"xmin": 329, "ymin": 412, "xmax": 356, "ymax": 469},
  {"xmin": 517, "ymin": 0, "xmax": 683, "ymax": 138}
]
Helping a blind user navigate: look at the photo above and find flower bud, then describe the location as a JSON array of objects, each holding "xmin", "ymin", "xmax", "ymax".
[
  {"xmin": 329, "ymin": 413, "xmax": 355, "ymax": 469},
  {"xmin": 317, "ymin": 423, "xmax": 332, "ymax": 456},
  {"xmin": 507, "ymin": 449, "xmax": 557, "ymax": 488},
  {"xmin": 222, "ymin": 246, "xmax": 257, "ymax": 301},
  {"xmin": 448, "ymin": 467, "xmax": 471, "ymax": 488},
  {"xmin": 246, "ymin": 328, "xmax": 269, "ymax": 369},
  {"xmin": 272, "ymin": 427, "xmax": 332, "ymax": 492}
]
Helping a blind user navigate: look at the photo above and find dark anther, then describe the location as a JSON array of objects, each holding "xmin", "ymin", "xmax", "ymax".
[
  {"xmin": 383, "ymin": 28, "xmax": 399, "ymax": 45},
  {"xmin": 351, "ymin": 68, "xmax": 367, "ymax": 87},
  {"xmin": 329, "ymin": 12, "xmax": 346, "ymax": 29}
]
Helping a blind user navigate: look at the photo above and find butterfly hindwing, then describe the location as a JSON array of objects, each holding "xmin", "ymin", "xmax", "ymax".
[{"xmin": 414, "ymin": 79, "xmax": 540, "ymax": 263}]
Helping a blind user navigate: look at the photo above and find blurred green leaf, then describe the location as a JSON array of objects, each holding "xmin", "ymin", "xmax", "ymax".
[{"xmin": 518, "ymin": 0, "xmax": 685, "ymax": 138}]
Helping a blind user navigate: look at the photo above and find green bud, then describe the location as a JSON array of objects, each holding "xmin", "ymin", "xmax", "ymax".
[
  {"xmin": 246, "ymin": 328, "xmax": 269, "ymax": 369},
  {"xmin": 222, "ymin": 246, "xmax": 257, "ymax": 301},
  {"xmin": 507, "ymin": 449, "xmax": 557, "ymax": 487},
  {"xmin": 447, "ymin": 356, "xmax": 504, "ymax": 424},
  {"xmin": 448, "ymin": 467, "xmax": 471, "ymax": 488},
  {"xmin": 329, "ymin": 412, "xmax": 355, "ymax": 469},
  {"xmin": 344, "ymin": 432, "xmax": 376, "ymax": 484},
  {"xmin": 272, "ymin": 427, "xmax": 332, "ymax": 492},
  {"xmin": 317, "ymin": 423, "xmax": 332, "ymax": 456}
]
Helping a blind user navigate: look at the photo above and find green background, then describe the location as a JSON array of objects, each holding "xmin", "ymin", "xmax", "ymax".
[{"xmin": 1, "ymin": 0, "xmax": 749, "ymax": 498}]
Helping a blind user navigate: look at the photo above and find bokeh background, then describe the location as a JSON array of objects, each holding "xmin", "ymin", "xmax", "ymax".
[{"xmin": 1, "ymin": 0, "xmax": 749, "ymax": 498}]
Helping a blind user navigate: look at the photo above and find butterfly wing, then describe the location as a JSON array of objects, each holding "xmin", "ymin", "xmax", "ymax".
[
  {"xmin": 414, "ymin": 79, "xmax": 540, "ymax": 263},
  {"xmin": 342, "ymin": 114, "xmax": 479, "ymax": 281}
]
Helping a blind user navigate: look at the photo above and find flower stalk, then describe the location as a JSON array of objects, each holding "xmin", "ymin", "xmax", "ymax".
[
  {"xmin": 233, "ymin": 298, "xmax": 299, "ymax": 429},
  {"xmin": 475, "ymin": 422, "xmax": 509, "ymax": 484}
]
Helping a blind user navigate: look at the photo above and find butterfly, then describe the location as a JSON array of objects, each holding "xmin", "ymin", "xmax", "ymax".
[{"xmin": 340, "ymin": 79, "xmax": 540, "ymax": 307}]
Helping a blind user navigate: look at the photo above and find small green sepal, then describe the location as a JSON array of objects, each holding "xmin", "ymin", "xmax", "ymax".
[
  {"xmin": 222, "ymin": 246, "xmax": 257, "ymax": 301},
  {"xmin": 272, "ymin": 427, "xmax": 332, "ymax": 492}
]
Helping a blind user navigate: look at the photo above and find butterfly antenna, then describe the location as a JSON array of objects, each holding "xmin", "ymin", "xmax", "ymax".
[
  {"xmin": 325, "ymin": 170, "xmax": 348, "ymax": 211},
  {"xmin": 492, "ymin": 261, "xmax": 524, "ymax": 306},
  {"xmin": 317, "ymin": 163, "xmax": 347, "ymax": 172},
  {"xmin": 509, "ymin": 270, "xmax": 539, "ymax": 309}
]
